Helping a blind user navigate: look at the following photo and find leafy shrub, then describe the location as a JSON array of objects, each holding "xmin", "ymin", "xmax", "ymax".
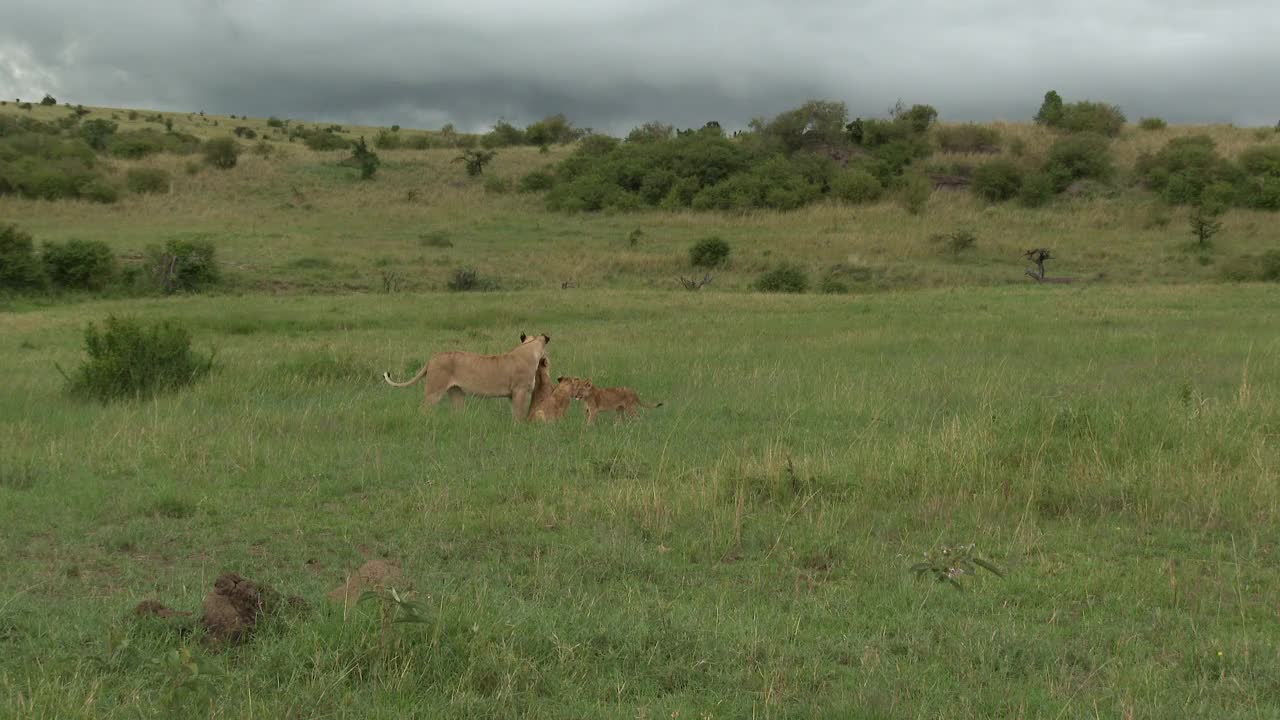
[
  {"xmin": 203, "ymin": 137, "xmax": 240, "ymax": 169},
  {"xmin": 42, "ymin": 239, "xmax": 116, "ymax": 290},
  {"xmin": 690, "ymin": 155, "xmax": 822, "ymax": 211},
  {"xmin": 756, "ymin": 263, "xmax": 809, "ymax": 293},
  {"xmin": 1019, "ymin": 172, "xmax": 1056, "ymax": 207},
  {"xmin": 933, "ymin": 229, "xmax": 977, "ymax": 256},
  {"xmin": 302, "ymin": 129, "xmax": 349, "ymax": 151},
  {"xmin": 1057, "ymin": 101, "xmax": 1126, "ymax": 137},
  {"xmin": 66, "ymin": 316, "xmax": 213, "ymax": 402},
  {"xmin": 145, "ymin": 238, "xmax": 220, "ymax": 293},
  {"xmin": 1045, "ymin": 133, "xmax": 1113, "ymax": 189},
  {"xmin": 456, "ymin": 149, "xmax": 496, "ymax": 177},
  {"xmin": 266, "ymin": 116, "xmax": 285, "ymax": 128},
  {"xmin": 935, "ymin": 124, "xmax": 1000, "ymax": 153},
  {"xmin": 483, "ymin": 175, "xmax": 511, "ymax": 194},
  {"xmin": 446, "ymin": 267, "xmax": 497, "ymax": 291},
  {"xmin": 898, "ymin": 172, "xmax": 932, "ymax": 214},
  {"xmin": 627, "ymin": 121, "xmax": 675, "ymax": 143},
  {"xmin": 349, "ymin": 136, "xmax": 380, "ymax": 179},
  {"xmin": 0, "ymin": 133, "xmax": 117, "ymax": 202},
  {"xmin": 107, "ymin": 129, "xmax": 199, "ymax": 158},
  {"xmin": 125, "ymin": 168, "xmax": 171, "ymax": 195},
  {"xmin": 518, "ymin": 170, "xmax": 554, "ymax": 193},
  {"xmin": 373, "ymin": 129, "xmax": 401, "ymax": 150},
  {"xmin": 1036, "ymin": 90, "xmax": 1125, "ymax": 136},
  {"xmin": 1134, "ymin": 135, "xmax": 1238, "ymax": 205},
  {"xmin": 232, "ymin": 126, "xmax": 257, "ymax": 139},
  {"xmin": 251, "ymin": 139, "xmax": 272, "ymax": 158},
  {"xmin": 0, "ymin": 224, "xmax": 45, "ymax": 291},
  {"xmin": 40, "ymin": 94, "xmax": 57, "ymax": 106},
  {"xmin": 1139, "ymin": 117, "xmax": 1168, "ymax": 131},
  {"xmin": 81, "ymin": 178, "xmax": 119, "ymax": 204},
  {"xmin": 761, "ymin": 100, "xmax": 849, "ymax": 153},
  {"xmin": 405, "ymin": 134, "xmax": 436, "ymax": 150},
  {"xmin": 830, "ymin": 168, "xmax": 883, "ymax": 203},
  {"xmin": 971, "ymin": 159, "xmax": 1023, "ymax": 201},
  {"xmin": 481, "ymin": 121, "xmax": 526, "ymax": 148},
  {"xmin": 689, "ymin": 236, "xmax": 730, "ymax": 267},
  {"xmin": 79, "ymin": 119, "xmax": 118, "ymax": 151}
]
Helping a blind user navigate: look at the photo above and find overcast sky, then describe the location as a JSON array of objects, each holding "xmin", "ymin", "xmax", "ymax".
[{"xmin": 2, "ymin": 1, "xmax": 1277, "ymax": 134}]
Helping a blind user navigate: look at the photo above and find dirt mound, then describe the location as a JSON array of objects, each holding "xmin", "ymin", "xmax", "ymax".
[
  {"xmin": 133, "ymin": 600, "xmax": 191, "ymax": 619},
  {"xmin": 327, "ymin": 559, "xmax": 403, "ymax": 607},
  {"xmin": 200, "ymin": 571, "xmax": 308, "ymax": 647}
]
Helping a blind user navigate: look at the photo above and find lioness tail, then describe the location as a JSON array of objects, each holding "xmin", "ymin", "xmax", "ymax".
[{"xmin": 383, "ymin": 363, "xmax": 429, "ymax": 387}]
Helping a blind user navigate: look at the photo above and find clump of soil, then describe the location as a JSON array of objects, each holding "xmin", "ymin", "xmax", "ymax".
[
  {"xmin": 200, "ymin": 571, "xmax": 308, "ymax": 647},
  {"xmin": 133, "ymin": 600, "xmax": 191, "ymax": 619},
  {"xmin": 327, "ymin": 559, "xmax": 403, "ymax": 607}
]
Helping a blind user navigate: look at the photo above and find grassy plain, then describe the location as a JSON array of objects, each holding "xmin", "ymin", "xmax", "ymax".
[{"xmin": 1, "ymin": 101, "xmax": 1279, "ymax": 717}]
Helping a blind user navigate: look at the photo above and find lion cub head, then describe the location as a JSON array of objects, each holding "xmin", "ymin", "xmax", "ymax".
[{"xmin": 556, "ymin": 376, "xmax": 594, "ymax": 399}]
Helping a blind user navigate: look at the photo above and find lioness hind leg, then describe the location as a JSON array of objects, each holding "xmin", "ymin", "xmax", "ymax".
[
  {"xmin": 447, "ymin": 386, "xmax": 466, "ymax": 411},
  {"xmin": 422, "ymin": 376, "xmax": 451, "ymax": 409}
]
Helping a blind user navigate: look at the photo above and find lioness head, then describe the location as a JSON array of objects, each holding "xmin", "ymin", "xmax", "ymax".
[{"xmin": 520, "ymin": 333, "xmax": 551, "ymax": 346}]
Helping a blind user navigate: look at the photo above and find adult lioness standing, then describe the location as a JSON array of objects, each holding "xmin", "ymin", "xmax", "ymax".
[{"xmin": 383, "ymin": 333, "xmax": 550, "ymax": 421}]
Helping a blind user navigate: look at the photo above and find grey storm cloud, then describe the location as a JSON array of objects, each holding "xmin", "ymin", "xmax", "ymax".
[{"xmin": 2, "ymin": 0, "xmax": 1278, "ymax": 134}]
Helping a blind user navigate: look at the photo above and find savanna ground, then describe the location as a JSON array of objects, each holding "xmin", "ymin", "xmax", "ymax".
[{"xmin": 2, "ymin": 102, "xmax": 1280, "ymax": 718}]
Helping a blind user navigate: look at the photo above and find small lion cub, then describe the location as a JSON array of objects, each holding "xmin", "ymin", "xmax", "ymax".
[
  {"xmin": 528, "ymin": 358, "xmax": 573, "ymax": 422},
  {"xmin": 559, "ymin": 376, "xmax": 663, "ymax": 424}
]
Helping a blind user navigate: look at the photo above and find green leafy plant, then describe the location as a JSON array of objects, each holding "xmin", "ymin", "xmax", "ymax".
[
  {"xmin": 349, "ymin": 136, "xmax": 380, "ymax": 180},
  {"xmin": 971, "ymin": 160, "xmax": 1023, "ymax": 202},
  {"xmin": 145, "ymin": 238, "xmax": 220, "ymax": 293},
  {"xmin": 0, "ymin": 224, "xmax": 46, "ymax": 291},
  {"xmin": 125, "ymin": 168, "xmax": 171, "ymax": 195},
  {"xmin": 42, "ymin": 239, "xmax": 116, "ymax": 290},
  {"xmin": 1189, "ymin": 202, "xmax": 1224, "ymax": 249},
  {"xmin": 455, "ymin": 149, "xmax": 497, "ymax": 176},
  {"xmin": 202, "ymin": 137, "xmax": 240, "ymax": 170},
  {"xmin": 756, "ymin": 263, "xmax": 809, "ymax": 293},
  {"xmin": 910, "ymin": 543, "xmax": 1004, "ymax": 590},
  {"xmin": 65, "ymin": 316, "xmax": 215, "ymax": 402},
  {"xmin": 689, "ymin": 236, "xmax": 730, "ymax": 268},
  {"xmin": 358, "ymin": 587, "xmax": 429, "ymax": 654}
]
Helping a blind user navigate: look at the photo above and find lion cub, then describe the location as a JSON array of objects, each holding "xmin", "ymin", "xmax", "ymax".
[
  {"xmin": 527, "ymin": 358, "xmax": 573, "ymax": 422},
  {"xmin": 560, "ymin": 376, "xmax": 663, "ymax": 424}
]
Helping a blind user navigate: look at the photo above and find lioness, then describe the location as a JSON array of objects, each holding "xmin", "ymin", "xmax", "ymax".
[
  {"xmin": 527, "ymin": 359, "xmax": 574, "ymax": 422},
  {"xmin": 383, "ymin": 333, "xmax": 550, "ymax": 421},
  {"xmin": 561, "ymin": 376, "xmax": 663, "ymax": 424}
]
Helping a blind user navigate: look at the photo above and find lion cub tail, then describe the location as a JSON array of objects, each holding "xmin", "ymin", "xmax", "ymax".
[{"xmin": 383, "ymin": 363, "xmax": 429, "ymax": 388}]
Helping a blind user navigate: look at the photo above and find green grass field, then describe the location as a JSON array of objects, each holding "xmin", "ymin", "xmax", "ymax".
[
  {"xmin": 3, "ymin": 288, "xmax": 1278, "ymax": 717},
  {"xmin": 2, "ymin": 101, "xmax": 1280, "ymax": 717}
]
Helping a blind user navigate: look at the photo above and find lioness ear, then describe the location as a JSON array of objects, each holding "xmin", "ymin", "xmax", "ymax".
[
  {"xmin": 543, "ymin": 334, "xmax": 551, "ymax": 343},
  {"xmin": 520, "ymin": 333, "xmax": 527, "ymax": 342}
]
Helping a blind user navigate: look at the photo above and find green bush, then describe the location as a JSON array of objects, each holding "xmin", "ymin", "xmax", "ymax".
[
  {"xmin": 146, "ymin": 238, "xmax": 220, "ymax": 293},
  {"xmin": 481, "ymin": 121, "xmax": 526, "ymax": 148},
  {"xmin": 66, "ymin": 316, "xmax": 213, "ymax": 402},
  {"xmin": 107, "ymin": 129, "xmax": 199, "ymax": 158},
  {"xmin": 125, "ymin": 167, "xmax": 171, "ymax": 194},
  {"xmin": 1139, "ymin": 117, "xmax": 1168, "ymax": 131},
  {"xmin": 42, "ymin": 239, "xmax": 116, "ymax": 290},
  {"xmin": 1018, "ymin": 172, "xmax": 1056, "ymax": 207},
  {"xmin": 446, "ymin": 267, "xmax": 497, "ymax": 291},
  {"xmin": 935, "ymin": 124, "xmax": 1000, "ymax": 153},
  {"xmin": 518, "ymin": 170, "xmax": 554, "ymax": 193},
  {"xmin": 79, "ymin": 119, "xmax": 118, "ymax": 152},
  {"xmin": 0, "ymin": 224, "xmax": 45, "ymax": 291},
  {"xmin": 203, "ymin": 137, "xmax": 240, "ymax": 169},
  {"xmin": 266, "ymin": 116, "xmax": 285, "ymax": 128},
  {"xmin": 349, "ymin": 136, "xmax": 380, "ymax": 180},
  {"xmin": 302, "ymin": 130, "xmax": 350, "ymax": 151},
  {"xmin": 689, "ymin": 236, "xmax": 730, "ymax": 267},
  {"xmin": 484, "ymin": 175, "xmax": 512, "ymax": 194},
  {"xmin": 1134, "ymin": 135, "xmax": 1237, "ymax": 205},
  {"xmin": 898, "ymin": 172, "xmax": 932, "ymax": 214},
  {"xmin": 971, "ymin": 159, "xmax": 1023, "ymax": 201},
  {"xmin": 756, "ymin": 263, "xmax": 809, "ymax": 293},
  {"xmin": 1045, "ymin": 133, "xmax": 1113, "ymax": 189},
  {"xmin": 830, "ymin": 168, "xmax": 883, "ymax": 203},
  {"xmin": 373, "ymin": 129, "xmax": 401, "ymax": 150},
  {"xmin": 81, "ymin": 178, "xmax": 119, "ymax": 204},
  {"xmin": 1035, "ymin": 90, "xmax": 1126, "ymax": 136}
]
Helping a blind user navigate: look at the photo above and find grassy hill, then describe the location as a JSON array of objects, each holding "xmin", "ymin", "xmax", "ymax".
[{"xmin": 2, "ymin": 100, "xmax": 1278, "ymax": 295}]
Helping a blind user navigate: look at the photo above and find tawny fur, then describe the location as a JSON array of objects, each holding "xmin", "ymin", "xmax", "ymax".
[
  {"xmin": 560, "ymin": 376, "xmax": 662, "ymax": 424},
  {"xmin": 383, "ymin": 333, "xmax": 550, "ymax": 422}
]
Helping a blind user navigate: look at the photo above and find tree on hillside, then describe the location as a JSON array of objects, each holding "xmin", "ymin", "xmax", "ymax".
[{"xmin": 1035, "ymin": 90, "xmax": 1064, "ymax": 126}]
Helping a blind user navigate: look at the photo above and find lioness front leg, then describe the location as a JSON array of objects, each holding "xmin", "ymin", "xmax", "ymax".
[{"xmin": 510, "ymin": 388, "xmax": 532, "ymax": 423}]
